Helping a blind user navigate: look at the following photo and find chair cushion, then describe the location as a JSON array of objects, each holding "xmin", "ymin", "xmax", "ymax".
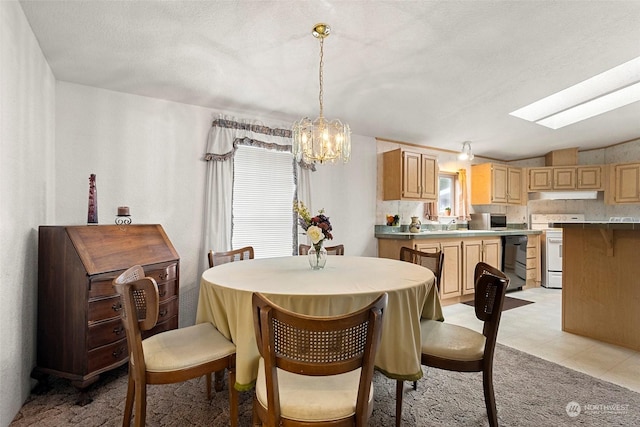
[
  {"xmin": 142, "ymin": 323, "xmax": 235, "ymax": 372},
  {"xmin": 255, "ymin": 357, "xmax": 374, "ymax": 422},
  {"xmin": 421, "ymin": 319, "xmax": 486, "ymax": 362}
]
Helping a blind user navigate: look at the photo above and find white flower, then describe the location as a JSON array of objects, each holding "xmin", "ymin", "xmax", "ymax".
[{"xmin": 306, "ymin": 225, "xmax": 324, "ymax": 244}]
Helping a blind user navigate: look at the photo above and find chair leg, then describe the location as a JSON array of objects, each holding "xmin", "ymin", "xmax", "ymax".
[
  {"xmin": 214, "ymin": 369, "xmax": 225, "ymax": 392},
  {"xmin": 412, "ymin": 380, "xmax": 417, "ymax": 390},
  {"xmin": 123, "ymin": 371, "xmax": 135, "ymax": 426},
  {"xmin": 228, "ymin": 367, "xmax": 238, "ymax": 427},
  {"xmin": 396, "ymin": 380, "xmax": 404, "ymax": 427},
  {"xmin": 206, "ymin": 373, "xmax": 212, "ymax": 400},
  {"xmin": 252, "ymin": 394, "xmax": 262, "ymax": 427},
  {"xmin": 482, "ymin": 367, "xmax": 498, "ymax": 427},
  {"xmin": 133, "ymin": 381, "xmax": 146, "ymax": 427}
]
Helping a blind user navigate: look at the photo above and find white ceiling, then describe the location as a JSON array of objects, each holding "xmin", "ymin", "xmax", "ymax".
[{"xmin": 19, "ymin": 0, "xmax": 640, "ymax": 160}]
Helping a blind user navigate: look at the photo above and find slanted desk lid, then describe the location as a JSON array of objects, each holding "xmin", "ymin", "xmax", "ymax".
[{"xmin": 65, "ymin": 224, "xmax": 179, "ymax": 275}]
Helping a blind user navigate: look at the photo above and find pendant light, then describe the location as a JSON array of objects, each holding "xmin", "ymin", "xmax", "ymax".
[{"xmin": 292, "ymin": 24, "xmax": 351, "ymax": 164}]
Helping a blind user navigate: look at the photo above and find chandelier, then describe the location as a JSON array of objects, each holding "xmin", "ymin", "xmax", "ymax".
[{"xmin": 292, "ymin": 24, "xmax": 351, "ymax": 164}]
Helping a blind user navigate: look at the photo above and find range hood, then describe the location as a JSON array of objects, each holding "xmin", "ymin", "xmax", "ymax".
[{"xmin": 528, "ymin": 191, "xmax": 599, "ymax": 200}]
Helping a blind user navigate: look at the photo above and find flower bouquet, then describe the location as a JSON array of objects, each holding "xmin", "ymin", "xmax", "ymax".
[{"xmin": 294, "ymin": 201, "xmax": 333, "ymax": 269}]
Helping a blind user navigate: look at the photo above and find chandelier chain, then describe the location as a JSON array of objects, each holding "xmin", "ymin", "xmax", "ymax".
[{"xmin": 318, "ymin": 37, "xmax": 324, "ymax": 119}]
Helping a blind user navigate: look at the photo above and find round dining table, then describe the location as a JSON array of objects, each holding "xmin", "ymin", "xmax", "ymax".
[{"xmin": 195, "ymin": 255, "xmax": 442, "ymax": 390}]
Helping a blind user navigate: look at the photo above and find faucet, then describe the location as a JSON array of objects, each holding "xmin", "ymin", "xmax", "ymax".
[{"xmin": 446, "ymin": 218, "xmax": 456, "ymax": 231}]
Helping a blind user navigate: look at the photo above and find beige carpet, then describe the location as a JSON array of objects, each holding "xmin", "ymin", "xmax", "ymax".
[{"xmin": 10, "ymin": 345, "xmax": 640, "ymax": 426}]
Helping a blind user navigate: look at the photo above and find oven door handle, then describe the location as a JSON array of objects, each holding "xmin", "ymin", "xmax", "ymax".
[{"xmin": 548, "ymin": 239, "xmax": 562, "ymax": 244}]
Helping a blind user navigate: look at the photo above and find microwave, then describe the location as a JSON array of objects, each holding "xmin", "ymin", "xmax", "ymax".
[{"xmin": 469, "ymin": 213, "xmax": 507, "ymax": 230}]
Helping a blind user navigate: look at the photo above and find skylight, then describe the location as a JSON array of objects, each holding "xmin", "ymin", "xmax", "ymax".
[{"xmin": 510, "ymin": 56, "xmax": 640, "ymax": 129}]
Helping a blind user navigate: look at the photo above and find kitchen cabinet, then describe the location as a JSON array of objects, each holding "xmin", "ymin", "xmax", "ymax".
[
  {"xmin": 608, "ymin": 162, "xmax": 640, "ymax": 204},
  {"xmin": 416, "ymin": 240, "xmax": 463, "ymax": 299},
  {"xmin": 461, "ymin": 238, "xmax": 501, "ymax": 295},
  {"xmin": 471, "ymin": 163, "xmax": 523, "ymax": 205},
  {"xmin": 527, "ymin": 165, "xmax": 603, "ymax": 191},
  {"xmin": 32, "ymin": 224, "xmax": 180, "ymax": 400},
  {"xmin": 383, "ymin": 148, "xmax": 438, "ymax": 201},
  {"xmin": 525, "ymin": 234, "xmax": 540, "ymax": 286}
]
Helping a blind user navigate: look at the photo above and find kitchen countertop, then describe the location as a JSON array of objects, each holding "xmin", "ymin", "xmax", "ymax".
[
  {"xmin": 551, "ymin": 221, "xmax": 640, "ymax": 230},
  {"xmin": 375, "ymin": 227, "xmax": 542, "ymax": 240}
]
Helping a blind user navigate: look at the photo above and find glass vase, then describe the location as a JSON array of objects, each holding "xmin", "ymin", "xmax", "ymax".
[{"xmin": 308, "ymin": 243, "xmax": 327, "ymax": 270}]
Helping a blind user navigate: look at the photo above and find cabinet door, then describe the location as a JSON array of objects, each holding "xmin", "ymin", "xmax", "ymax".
[
  {"xmin": 415, "ymin": 242, "xmax": 440, "ymax": 254},
  {"xmin": 577, "ymin": 166, "xmax": 603, "ymax": 190},
  {"xmin": 482, "ymin": 238, "xmax": 501, "ymax": 268},
  {"xmin": 491, "ymin": 164, "xmax": 509, "ymax": 203},
  {"xmin": 462, "ymin": 241, "xmax": 482, "ymax": 295},
  {"xmin": 553, "ymin": 167, "xmax": 576, "ymax": 190},
  {"xmin": 528, "ymin": 168, "xmax": 553, "ymax": 191},
  {"xmin": 507, "ymin": 167, "xmax": 523, "ymax": 204},
  {"xmin": 614, "ymin": 163, "xmax": 640, "ymax": 203},
  {"xmin": 440, "ymin": 240, "xmax": 463, "ymax": 299},
  {"xmin": 402, "ymin": 151, "xmax": 422, "ymax": 199},
  {"xmin": 421, "ymin": 155, "xmax": 438, "ymax": 200}
]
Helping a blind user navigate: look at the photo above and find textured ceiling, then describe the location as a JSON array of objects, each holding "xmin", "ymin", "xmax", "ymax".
[{"xmin": 19, "ymin": 0, "xmax": 640, "ymax": 160}]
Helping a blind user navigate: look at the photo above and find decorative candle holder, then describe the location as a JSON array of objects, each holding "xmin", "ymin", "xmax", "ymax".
[{"xmin": 115, "ymin": 206, "xmax": 132, "ymax": 227}]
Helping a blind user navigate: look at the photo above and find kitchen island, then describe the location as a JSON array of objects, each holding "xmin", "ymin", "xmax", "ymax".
[{"xmin": 552, "ymin": 221, "xmax": 640, "ymax": 352}]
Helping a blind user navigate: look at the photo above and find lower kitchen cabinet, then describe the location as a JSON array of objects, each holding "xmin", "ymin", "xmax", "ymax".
[
  {"xmin": 416, "ymin": 240, "xmax": 463, "ymax": 299},
  {"xmin": 461, "ymin": 238, "xmax": 501, "ymax": 295}
]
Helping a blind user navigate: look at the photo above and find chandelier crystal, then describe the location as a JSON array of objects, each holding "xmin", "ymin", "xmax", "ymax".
[{"xmin": 292, "ymin": 23, "xmax": 351, "ymax": 164}]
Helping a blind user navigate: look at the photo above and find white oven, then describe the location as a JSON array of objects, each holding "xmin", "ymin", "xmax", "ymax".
[{"xmin": 530, "ymin": 214, "xmax": 584, "ymax": 289}]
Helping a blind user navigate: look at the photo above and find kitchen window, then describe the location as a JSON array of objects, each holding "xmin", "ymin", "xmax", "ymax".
[{"xmin": 438, "ymin": 172, "xmax": 458, "ymax": 216}]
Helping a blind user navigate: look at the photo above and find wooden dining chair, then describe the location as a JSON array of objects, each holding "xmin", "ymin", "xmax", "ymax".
[
  {"xmin": 298, "ymin": 243, "xmax": 345, "ymax": 255},
  {"xmin": 113, "ymin": 265, "xmax": 238, "ymax": 427},
  {"xmin": 251, "ymin": 292, "xmax": 387, "ymax": 427},
  {"xmin": 395, "ymin": 266, "xmax": 509, "ymax": 427},
  {"xmin": 399, "ymin": 246, "xmax": 444, "ymax": 291},
  {"xmin": 208, "ymin": 245, "xmax": 254, "ymax": 268}
]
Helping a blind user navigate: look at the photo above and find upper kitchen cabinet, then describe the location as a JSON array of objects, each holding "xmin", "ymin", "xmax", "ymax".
[
  {"xmin": 383, "ymin": 148, "xmax": 438, "ymax": 201},
  {"xmin": 527, "ymin": 165, "xmax": 603, "ymax": 191},
  {"xmin": 471, "ymin": 163, "xmax": 523, "ymax": 205},
  {"xmin": 607, "ymin": 162, "xmax": 640, "ymax": 204}
]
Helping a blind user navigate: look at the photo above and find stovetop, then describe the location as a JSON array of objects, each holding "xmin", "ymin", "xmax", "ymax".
[{"xmin": 530, "ymin": 213, "xmax": 585, "ymax": 230}]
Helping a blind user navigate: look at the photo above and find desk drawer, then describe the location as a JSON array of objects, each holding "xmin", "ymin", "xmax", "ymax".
[
  {"xmin": 88, "ymin": 338, "xmax": 128, "ymax": 373},
  {"xmin": 157, "ymin": 297, "xmax": 179, "ymax": 324},
  {"xmin": 157, "ymin": 280, "xmax": 178, "ymax": 302},
  {"xmin": 88, "ymin": 295, "xmax": 122, "ymax": 323},
  {"xmin": 88, "ymin": 317, "xmax": 126, "ymax": 349},
  {"xmin": 147, "ymin": 264, "xmax": 177, "ymax": 284}
]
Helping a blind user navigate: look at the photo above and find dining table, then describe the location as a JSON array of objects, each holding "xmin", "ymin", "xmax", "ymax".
[{"xmin": 195, "ymin": 255, "xmax": 443, "ymax": 390}]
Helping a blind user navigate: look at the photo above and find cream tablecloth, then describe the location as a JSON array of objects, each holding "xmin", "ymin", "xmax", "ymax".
[{"xmin": 195, "ymin": 255, "xmax": 442, "ymax": 390}]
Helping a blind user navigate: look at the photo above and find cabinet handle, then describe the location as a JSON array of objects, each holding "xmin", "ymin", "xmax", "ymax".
[
  {"xmin": 112, "ymin": 347, "xmax": 125, "ymax": 359},
  {"xmin": 159, "ymin": 289, "xmax": 167, "ymax": 297},
  {"xmin": 159, "ymin": 272, "xmax": 168, "ymax": 280},
  {"xmin": 113, "ymin": 326, "xmax": 124, "ymax": 336},
  {"xmin": 159, "ymin": 308, "xmax": 168, "ymax": 317},
  {"xmin": 112, "ymin": 302, "xmax": 122, "ymax": 312}
]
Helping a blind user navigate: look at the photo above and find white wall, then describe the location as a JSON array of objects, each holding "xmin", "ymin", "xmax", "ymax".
[
  {"xmin": 310, "ymin": 134, "xmax": 378, "ymax": 257},
  {"xmin": 55, "ymin": 82, "xmax": 219, "ymax": 325},
  {"xmin": 0, "ymin": 2, "xmax": 55, "ymax": 425}
]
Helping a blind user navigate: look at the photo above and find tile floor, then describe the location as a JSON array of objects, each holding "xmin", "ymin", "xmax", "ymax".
[{"xmin": 442, "ymin": 287, "xmax": 640, "ymax": 393}]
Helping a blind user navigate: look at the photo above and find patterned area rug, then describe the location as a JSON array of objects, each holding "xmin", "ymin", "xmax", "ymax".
[
  {"xmin": 463, "ymin": 295, "xmax": 534, "ymax": 311},
  {"xmin": 10, "ymin": 344, "xmax": 640, "ymax": 426}
]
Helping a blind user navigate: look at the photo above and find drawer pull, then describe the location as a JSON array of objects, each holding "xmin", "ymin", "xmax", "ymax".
[
  {"xmin": 159, "ymin": 289, "xmax": 167, "ymax": 297},
  {"xmin": 159, "ymin": 309, "xmax": 168, "ymax": 317},
  {"xmin": 112, "ymin": 347, "xmax": 125, "ymax": 359},
  {"xmin": 159, "ymin": 272, "xmax": 168, "ymax": 280},
  {"xmin": 113, "ymin": 326, "xmax": 124, "ymax": 335},
  {"xmin": 112, "ymin": 302, "xmax": 122, "ymax": 312}
]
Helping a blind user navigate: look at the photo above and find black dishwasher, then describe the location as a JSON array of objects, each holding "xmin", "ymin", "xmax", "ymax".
[{"xmin": 501, "ymin": 235, "xmax": 528, "ymax": 291}]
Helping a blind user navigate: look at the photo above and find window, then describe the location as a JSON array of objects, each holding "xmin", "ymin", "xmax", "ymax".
[
  {"xmin": 438, "ymin": 172, "xmax": 457, "ymax": 216},
  {"xmin": 232, "ymin": 145, "xmax": 296, "ymax": 258}
]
